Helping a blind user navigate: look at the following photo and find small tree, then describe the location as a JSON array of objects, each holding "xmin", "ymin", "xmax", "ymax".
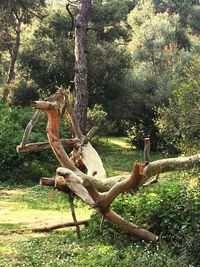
[{"xmin": 157, "ymin": 56, "xmax": 200, "ymax": 153}]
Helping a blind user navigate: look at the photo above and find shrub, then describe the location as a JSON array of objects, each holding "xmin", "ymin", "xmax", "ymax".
[
  {"xmin": 10, "ymin": 78, "xmax": 39, "ymax": 107},
  {"xmin": 127, "ymin": 121, "xmax": 162, "ymax": 151},
  {"xmin": 87, "ymin": 174, "xmax": 200, "ymax": 266},
  {"xmin": 87, "ymin": 104, "xmax": 116, "ymax": 136},
  {"xmin": 0, "ymin": 102, "xmax": 57, "ymax": 183},
  {"xmin": 156, "ymin": 56, "xmax": 200, "ymax": 153}
]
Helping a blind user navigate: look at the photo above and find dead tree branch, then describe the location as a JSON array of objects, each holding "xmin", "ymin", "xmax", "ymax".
[
  {"xmin": 18, "ymin": 96, "xmax": 200, "ymax": 241},
  {"xmin": 32, "ymin": 219, "xmax": 89, "ymax": 232}
]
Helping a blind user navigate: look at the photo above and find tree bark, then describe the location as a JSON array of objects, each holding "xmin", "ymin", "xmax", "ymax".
[
  {"xmin": 17, "ymin": 138, "xmax": 80, "ymax": 153},
  {"xmin": 74, "ymin": 0, "xmax": 91, "ymax": 134}
]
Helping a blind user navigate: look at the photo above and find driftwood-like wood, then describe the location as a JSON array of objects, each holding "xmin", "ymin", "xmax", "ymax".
[
  {"xmin": 18, "ymin": 95, "xmax": 200, "ymax": 241},
  {"xmin": 83, "ymin": 163, "xmax": 157, "ymax": 241},
  {"xmin": 141, "ymin": 154, "xmax": 200, "ymax": 185},
  {"xmin": 17, "ymin": 138, "xmax": 80, "ymax": 152},
  {"xmin": 144, "ymin": 138, "xmax": 150, "ymax": 165},
  {"xmin": 40, "ymin": 177, "xmax": 55, "ymax": 187},
  {"xmin": 81, "ymin": 142, "xmax": 107, "ymax": 179},
  {"xmin": 19, "ymin": 91, "xmax": 65, "ymax": 148},
  {"xmin": 56, "ymin": 153, "xmax": 200, "ymax": 192},
  {"xmin": 32, "ymin": 219, "xmax": 89, "ymax": 232},
  {"xmin": 64, "ymin": 94, "xmax": 82, "ymax": 139},
  {"xmin": 20, "ymin": 110, "xmax": 40, "ymax": 147},
  {"xmin": 68, "ymin": 193, "xmax": 81, "ymax": 239}
]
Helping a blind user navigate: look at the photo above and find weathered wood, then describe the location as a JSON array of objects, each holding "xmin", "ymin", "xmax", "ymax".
[
  {"xmin": 144, "ymin": 138, "xmax": 150, "ymax": 165},
  {"xmin": 69, "ymin": 193, "xmax": 81, "ymax": 239},
  {"xmin": 141, "ymin": 154, "xmax": 200, "ymax": 185},
  {"xmin": 19, "ymin": 91, "xmax": 66, "ymax": 148},
  {"xmin": 83, "ymin": 163, "xmax": 157, "ymax": 241},
  {"xmin": 29, "ymin": 97, "xmax": 200, "ymax": 241},
  {"xmin": 85, "ymin": 126, "xmax": 98, "ymax": 141},
  {"xmin": 40, "ymin": 177, "xmax": 55, "ymax": 187},
  {"xmin": 17, "ymin": 138, "xmax": 79, "ymax": 152},
  {"xmin": 32, "ymin": 100, "xmax": 107, "ymax": 183},
  {"xmin": 104, "ymin": 210, "xmax": 157, "ymax": 241},
  {"xmin": 95, "ymin": 162, "xmax": 144, "ymax": 210},
  {"xmin": 56, "ymin": 169, "xmax": 95, "ymax": 207},
  {"xmin": 20, "ymin": 110, "xmax": 40, "ymax": 147},
  {"xmin": 57, "ymin": 167, "xmax": 127, "ymax": 192},
  {"xmin": 143, "ymin": 174, "xmax": 159, "ymax": 187},
  {"xmin": 81, "ymin": 142, "xmax": 107, "ymax": 179},
  {"xmin": 32, "ymin": 219, "xmax": 89, "ymax": 232}
]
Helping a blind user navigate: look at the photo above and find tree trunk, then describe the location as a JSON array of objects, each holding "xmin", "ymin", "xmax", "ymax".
[
  {"xmin": 2, "ymin": 17, "xmax": 21, "ymax": 101},
  {"xmin": 74, "ymin": 0, "xmax": 91, "ymax": 134}
]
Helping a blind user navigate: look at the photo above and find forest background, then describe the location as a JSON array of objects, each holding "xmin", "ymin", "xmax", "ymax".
[{"xmin": 0, "ymin": 1, "xmax": 200, "ymax": 266}]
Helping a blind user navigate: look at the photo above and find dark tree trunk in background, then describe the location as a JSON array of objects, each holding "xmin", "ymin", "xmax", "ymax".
[
  {"xmin": 2, "ymin": 17, "xmax": 21, "ymax": 101},
  {"xmin": 74, "ymin": 0, "xmax": 91, "ymax": 134}
]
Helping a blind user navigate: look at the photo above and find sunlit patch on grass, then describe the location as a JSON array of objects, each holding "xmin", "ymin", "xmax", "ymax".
[
  {"xmin": 106, "ymin": 137, "xmax": 132, "ymax": 149},
  {"xmin": 188, "ymin": 178, "xmax": 199, "ymax": 189}
]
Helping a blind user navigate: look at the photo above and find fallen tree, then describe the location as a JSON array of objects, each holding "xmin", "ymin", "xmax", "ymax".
[{"xmin": 17, "ymin": 91, "xmax": 200, "ymax": 241}]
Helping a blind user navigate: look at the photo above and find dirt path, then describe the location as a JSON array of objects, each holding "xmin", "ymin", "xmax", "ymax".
[{"xmin": 0, "ymin": 187, "xmax": 91, "ymax": 242}]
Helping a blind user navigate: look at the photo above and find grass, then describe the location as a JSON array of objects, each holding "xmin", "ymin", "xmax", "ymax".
[
  {"xmin": 93, "ymin": 137, "xmax": 167, "ymax": 176},
  {"xmin": 0, "ymin": 137, "xmax": 199, "ymax": 267}
]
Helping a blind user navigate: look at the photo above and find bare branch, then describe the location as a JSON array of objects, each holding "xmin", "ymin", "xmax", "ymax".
[
  {"xmin": 141, "ymin": 154, "xmax": 200, "ymax": 185},
  {"xmin": 63, "ymin": 94, "xmax": 83, "ymax": 139},
  {"xmin": 104, "ymin": 210, "xmax": 157, "ymax": 241},
  {"xmin": 144, "ymin": 138, "xmax": 150, "ymax": 165},
  {"xmin": 17, "ymin": 138, "xmax": 80, "ymax": 153},
  {"xmin": 99, "ymin": 162, "xmax": 144, "ymax": 208},
  {"xmin": 20, "ymin": 110, "xmax": 40, "ymax": 147},
  {"xmin": 68, "ymin": 193, "xmax": 81, "ymax": 238},
  {"xmin": 32, "ymin": 219, "xmax": 89, "ymax": 232}
]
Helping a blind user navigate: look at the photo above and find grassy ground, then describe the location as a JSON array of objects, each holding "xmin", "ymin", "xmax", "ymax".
[{"xmin": 0, "ymin": 137, "xmax": 198, "ymax": 266}]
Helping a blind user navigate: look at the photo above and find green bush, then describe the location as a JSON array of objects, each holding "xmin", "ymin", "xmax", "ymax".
[
  {"xmin": 157, "ymin": 56, "xmax": 200, "ymax": 153},
  {"xmin": 10, "ymin": 77, "xmax": 39, "ymax": 107},
  {"xmin": 127, "ymin": 121, "xmax": 163, "ymax": 151},
  {"xmin": 87, "ymin": 174, "xmax": 200, "ymax": 266},
  {"xmin": 0, "ymin": 102, "xmax": 57, "ymax": 183},
  {"xmin": 87, "ymin": 104, "xmax": 116, "ymax": 136}
]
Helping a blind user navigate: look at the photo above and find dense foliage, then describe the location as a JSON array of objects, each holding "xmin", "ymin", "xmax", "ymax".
[
  {"xmin": 0, "ymin": 102, "xmax": 58, "ymax": 182},
  {"xmin": 157, "ymin": 56, "xmax": 200, "ymax": 153},
  {"xmin": 0, "ymin": 0, "xmax": 199, "ymax": 151},
  {"xmin": 87, "ymin": 173, "xmax": 200, "ymax": 266},
  {"xmin": 0, "ymin": 167, "xmax": 199, "ymax": 266},
  {"xmin": 0, "ymin": 1, "xmax": 199, "ymax": 265}
]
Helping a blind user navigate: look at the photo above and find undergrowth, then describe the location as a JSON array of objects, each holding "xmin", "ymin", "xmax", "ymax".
[{"xmin": 0, "ymin": 137, "xmax": 199, "ymax": 267}]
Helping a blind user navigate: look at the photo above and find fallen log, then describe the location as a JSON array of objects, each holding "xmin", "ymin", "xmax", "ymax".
[
  {"xmin": 17, "ymin": 138, "xmax": 80, "ymax": 153},
  {"xmin": 32, "ymin": 219, "xmax": 89, "ymax": 232},
  {"xmin": 18, "ymin": 93, "xmax": 200, "ymax": 241}
]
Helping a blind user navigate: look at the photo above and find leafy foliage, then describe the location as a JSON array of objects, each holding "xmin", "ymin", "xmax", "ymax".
[
  {"xmin": 157, "ymin": 56, "xmax": 200, "ymax": 153},
  {"xmin": 88, "ymin": 173, "xmax": 200, "ymax": 266},
  {"xmin": 87, "ymin": 104, "xmax": 116, "ymax": 136},
  {"xmin": 0, "ymin": 102, "xmax": 57, "ymax": 182}
]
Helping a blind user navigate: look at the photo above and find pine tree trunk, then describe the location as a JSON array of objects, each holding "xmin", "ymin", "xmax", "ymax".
[{"xmin": 74, "ymin": 0, "xmax": 91, "ymax": 134}]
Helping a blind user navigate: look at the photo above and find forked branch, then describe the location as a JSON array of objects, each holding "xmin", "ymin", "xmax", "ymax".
[{"xmin": 18, "ymin": 95, "xmax": 200, "ymax": 241}]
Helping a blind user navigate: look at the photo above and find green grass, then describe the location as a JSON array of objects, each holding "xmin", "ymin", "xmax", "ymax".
[
  {"xmin": 0, "ymin": 137, "xmax": 199, "ymax": 267},
  {"xmin": 93, "ymin": 137, "xmax": 167, "ymax": 176}
]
